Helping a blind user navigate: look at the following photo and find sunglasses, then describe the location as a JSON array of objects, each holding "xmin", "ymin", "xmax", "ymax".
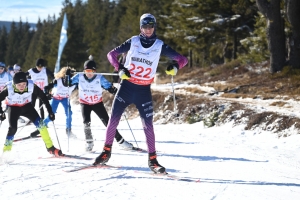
[
  {"xmin": 0, "ymin": 67, "xmax": 4, "ymax": 70},
  {"xmin": 141, "ymin": 24, "xmax": 154, "ymax": 29},
  {"xmin": 84, "ymin": 69, "xmax": 95, "ymax": 73}
]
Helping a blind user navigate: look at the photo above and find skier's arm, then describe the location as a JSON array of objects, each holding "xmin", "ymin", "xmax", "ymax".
[
  {"xmin": 0, "ymin": 88, "xmax": 8, "ymax": 113},
  {"xmin": 46, "ymin": 68, "xmax": 55, "ymax": 81},
  {"xmin": 107, "ymin": 39, "xmax": 131, "ymax": 70},
  {"xmin": 26, "ymin": 70, "xmax": 31, "ymax": 79},
  {"xmin": 44, "ymin": 80, "xmax": 56, "ymax": 100},
  {"xmin": 33, "ymin": 84, "xmax": 53, "ymax": 113},
  {"xmin": 161, "ymin": 43, "xmax": 188, "ymax": 69},
  {"xmin": 8, "ymin": 73, "xmax": 13, "ymax": 81},
  {"xmin": 44, "ymin": 79, "xmax": 56, "ymax": 92},
  {"xmin": 70, "ymin": 74, "xmax": 79, "ymax": 86},
  {"xmin": 100, "ymin": 76, "xmax": 117, "ymax": 95}
]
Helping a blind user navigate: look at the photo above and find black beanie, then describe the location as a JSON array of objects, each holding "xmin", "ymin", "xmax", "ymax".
[
  {"xmin": 13, "ymin": 72, "xmax": 27, "ymax": 84},
  {"xmin": 36, "ymin": 58, "xmax": 45, "ymax": 67},
  {"xmin": 83, "ymin": 60, "xmax": 96, "ymax": 70}
]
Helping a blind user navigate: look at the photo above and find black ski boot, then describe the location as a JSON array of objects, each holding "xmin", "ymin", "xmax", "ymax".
[
  {"xmin": 30, "ymin": 129, "xmax": 40, "ymax": 137},
  {"xmin": 84, "ymin": 122, "xmax": 94, "ymax": 151},
  {"xmin": 148, "ymin": 152, "xmax": 166, "ymax": 174},
  {"xmin": 93, "ymin": 144, "xmax": 112, "ymax": 165}
]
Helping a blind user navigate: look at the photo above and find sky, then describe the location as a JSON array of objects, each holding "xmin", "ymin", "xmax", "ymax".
[
  {"xmin": 0, "ymin": 0, "xmax": 86, "ymax": 23},
  {"xmin": 1, "ymin": 82, "xmax": 300, "ymax": 199}
]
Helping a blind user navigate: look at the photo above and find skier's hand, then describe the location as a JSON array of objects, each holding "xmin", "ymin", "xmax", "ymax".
[
  {"xmin": 0, "ymin": 112, "xmax": 6, "ymax": 121},
  {"xmin": 49, "ymin": 112, "xmax": 55, "ymax": 121},
  {"xmin": 66, "ymin": 68, "xmax": 71, "ymax": 76},
  {"xmin": 44, "ymin": 85, "xmax": 50, "ymax": 94},
  {"xmin": 118, "ymin": 64, "xmax": 131, "ymax": 80},
  {"xmin": 165, "ymin": 63, "xmax": 179, "ymax": 76},
  {"xmin": 46, "ymin": 94, "xmax": 52, "ymax": 100},
  {"xmin": 107, "ymin": 85, "xmax": 118, "ymax": 95}
]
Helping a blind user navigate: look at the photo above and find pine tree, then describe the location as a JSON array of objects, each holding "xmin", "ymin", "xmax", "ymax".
[
  {"xmin": 0, "ymin": 27, "xmax": 8, "ymax": 62},
  {"xmin": 5, "ymin": 21, "xmax": 19, "ymax": 66},
  {"xmin": 62, "ymin": 0, "xmax": 89, "ymax": 71},
  {"xmin": 286, "ymin": 0, "xmax": 300, "ymax": 69},
  {"xmin": 256, "ymin": 0, "xmax": 286, "ymax": 73},
  {"xmin": 23, "ymin": 19, "xmax": 44, "ymax": 70},
  {"xmin": 18, "ymin": 22, "xmax": 33, "ymax": 67}
]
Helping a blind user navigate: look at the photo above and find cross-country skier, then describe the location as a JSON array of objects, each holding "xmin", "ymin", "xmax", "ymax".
[
  {"xmin": 27, "ymin": 58, "xmax": 54, "ymax": 119},
  {"xmin": 93, "ymin": 13, "xmax": 188, "ymax": 173},
  {"xmin": 43, "ymin": 66, "xmax": 77, "ymax": 138},
  {"xmin": 7, "ymin": 66, "xmax": 14, "ymax": 77},
  {"xmin": 10, "ymin": 64, "xmax": 26, "ymax": 123},
  {"xmin": 0, "ymin": 62, "xmax": 13, "ymax": 92},
  {"xmin": 0, "ymin": 62, "xmax": 13, "ymax": 114},
  {"xmin": 0, "ymin": 72, "xmax": 62, "ymax": 156},
  {"xmin": 70, "ymin": 59, "xmax": 135, "ymax": 151},
  {"xmin": 13, "ymin": 64, "xmax": 22, "ymax": 73}
]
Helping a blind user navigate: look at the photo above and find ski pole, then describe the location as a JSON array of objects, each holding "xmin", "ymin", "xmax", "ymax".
[
  {"xmin": 74, "ymin": 72, "xmax": 118, "ymax": 76},
  {"xmin": 123, "ymin": 113, "xmax": 139, "ymax": 148},
  {"xmin": 66, "ymin": 73, "xmax": 70, "ymax": 152},
  {"xmin": 0, "ymin": 120, "xmax": 2, "ymax": 129},
  {"xmin": 52, "ymin": 122, "xmax": 62, "ymax": 150},
  {"xmin": 171, "ymin": 76, "xmax": 179, "ymax": 117}
]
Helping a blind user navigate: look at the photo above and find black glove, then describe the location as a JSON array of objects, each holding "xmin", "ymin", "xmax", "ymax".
[
  {"xmin": 66, "ymin": 68, "xmax": 71, "ymax": 76},
  {"xmin": 118, "ymin": 64, "xmax": 131, "ymax": 80},
  {"xmin": 44, "ymin": 85, "xmax": 50, "ymax": 94},
  {"xmin": 0, "ymin": 112, "xmax": 6, "ymax": 121},
  {"xmin": 49, "ymin": 112, "xmax": 55, "ymax": 121},
  {"xmin": 43, "ymin": 86, "xmax": 52, "ymax": 100},
  {"xmin": 46, "ymin": 94, "xmax": 52, "ymax": 100},
  {"xmin": 107, "ymin": 86, "xmax": 118, "ymax": 95}
]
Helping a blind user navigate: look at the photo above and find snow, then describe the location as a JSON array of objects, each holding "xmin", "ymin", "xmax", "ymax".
[{"xmin": 1, "ymin": 101, "xmax": 300, "ymax": 200}]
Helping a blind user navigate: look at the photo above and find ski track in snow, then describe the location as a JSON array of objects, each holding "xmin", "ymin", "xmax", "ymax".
[{"xmin": 0, "ymin": 102, "xmax": 300, "ymax": 200}]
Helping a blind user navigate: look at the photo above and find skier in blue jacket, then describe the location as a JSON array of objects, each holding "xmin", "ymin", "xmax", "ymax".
[
  {"xmin": 70, "ymin": 59, "xmax": 136, "ymax": 151},
  {"xmin": 43, "ymin": 66, "xmax": 77, "ymax": 138}
]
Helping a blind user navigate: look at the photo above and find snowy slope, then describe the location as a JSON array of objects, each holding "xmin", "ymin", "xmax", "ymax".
[{"xmin": 0, "ymin": 102, "xmax": 300, "ymax": 200}]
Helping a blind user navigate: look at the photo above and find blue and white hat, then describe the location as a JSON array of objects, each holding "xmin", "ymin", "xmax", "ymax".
[
  {"xmin": 0, "ymin": 62, "xmax": 6, "ymax": 68},
  {"xmin": 140, "ymin": 13, "xmax": 156, "ymax": 28}
]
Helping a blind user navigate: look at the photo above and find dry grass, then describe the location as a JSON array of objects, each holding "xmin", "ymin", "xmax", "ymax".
[
  {"xmin": 180, "ymin": 87, "xmax": 206, "ymax": 94},
  {"xmin": 269, "ymin": 101, "xmax": 287, "ymax": 107}
]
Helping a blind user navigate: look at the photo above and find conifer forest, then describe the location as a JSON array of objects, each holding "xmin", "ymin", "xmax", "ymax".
[{"xmin": 0, "ymin": 0, "xmax": 299, "ymax": 74}]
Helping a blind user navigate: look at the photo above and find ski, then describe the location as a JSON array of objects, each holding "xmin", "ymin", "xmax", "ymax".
[
  {"xmin": 134, "ymin": 171, "xmax": 200, "ymax": 183},
  {"xmin": 38, "ymin": 154, "xmax": 93, "ymax": 160},
  {"xmin": 90, "ymin": 147, "xmax": 148, "ymax": 154},
  {"xmin": 13, "ymin": 135, "xmax": 41, "ymax": 142},
  {"xmin": 64, "ymin": 164, "xmax": 121, "ymax": 172},
  {"xmin": 123, "ymin": 147, "xmax": 148, "ymax": 153}
]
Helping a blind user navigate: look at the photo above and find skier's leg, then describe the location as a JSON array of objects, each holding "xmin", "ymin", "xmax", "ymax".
[
  {"xmin": 81, "ymin": 103, "xmax": 93, "ymax": 151},
  {"xmin": 94, "ymin": 81, "xmax": 131, "ymax": 165},
  {"xmin": 23, "ymin": 103, "xmax": 62, "ymax": 156},
  {"xmin": 135, "ymin": 86, "xmax": 165, "ymax": 173},
  {"xmin": 92, "ymin": 102, "xmax": 130, "ymax": 147},
  {"xmin": 103, "ymin": 86, "xmax": 130, "ymax": 145},
  {"xmin": 62, "ymin": 98, "xmax": 72, "ymax": 130},
  {"xmin": 62, "ymin": 98, "xmax": 75, "ymax": 138},
  {"xmin": 39, "ymin": 99, "xmax": 44, "ymax": 119},
  {"xmin": 3, "ymin": 106, "xmax": 21, "ymax": 152},
  {"xmin": 43, "ymin": 98, "xmax": 59, "ymax": 127}
]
